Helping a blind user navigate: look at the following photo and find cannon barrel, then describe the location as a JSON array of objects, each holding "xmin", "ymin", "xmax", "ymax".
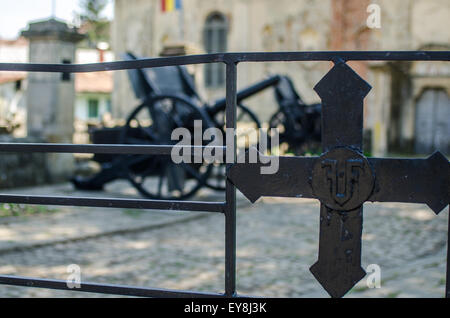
[{"xmin": 209, "ymin": 75, "xmax": 281, "ymax": 112}]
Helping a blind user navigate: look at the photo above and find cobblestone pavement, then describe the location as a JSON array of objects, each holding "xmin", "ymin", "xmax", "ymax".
[{"xmin": 0, "ymin": 182, "xmax": 448, "ymax": 298}]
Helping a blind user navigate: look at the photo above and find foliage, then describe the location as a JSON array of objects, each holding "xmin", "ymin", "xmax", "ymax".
[
  {"xmin": 76, "ymin": 0, "xmax": 111, "ymax": 48},
  {"xmin": 79, "ymin": 0, "xmax": 109, "ymax": 22},
  {"xmin": 0, "ymin": 203, "xmax": 57, "ymax": 218}
]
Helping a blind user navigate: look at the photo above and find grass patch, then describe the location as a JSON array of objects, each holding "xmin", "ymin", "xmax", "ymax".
[
  {"xmin": 383, "ymin": 273, "xmax": 400, "ymax": 283},
  {"xmin": 424, "ymin": 262, "xmax": 440, "ymax": 269},
  {"xmin": 387, "ymin": 291, "xmax": 401, "ymax": 298},
  {"xmin": 352, "ymin": 286, "xmax": 369, "ymax": 293},
  {"xmin": 123, "ymin": 209, "xmax": 145, "ymax": 218},
  {"xmin": 437, "ymin": 277, "xmax": 446, "ymax": 286},
  {"xmin": 0, "ymin": 203, "xmax": 57, "ymax": 218}
]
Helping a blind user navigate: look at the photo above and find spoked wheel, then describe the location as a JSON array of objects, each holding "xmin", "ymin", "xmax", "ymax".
[
  {"xmin": 269, "ymin": 108, "xmax": 321, "ymax": 156},
  {"xmin": 207, "ymin": 103, "xmax": 261, "ymax": 191},
  {"xmin": 269, "ymin": 110, "xmax": 300, "ymax": 154},
  {"xmin": 119, "ymin": 94, "xmax": 213, "ymax": 200}
]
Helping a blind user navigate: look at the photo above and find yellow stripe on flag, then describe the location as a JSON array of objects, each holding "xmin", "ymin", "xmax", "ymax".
[{"xmin": 166, "ymin": 0, "xmax": 174, "ymax": 11}]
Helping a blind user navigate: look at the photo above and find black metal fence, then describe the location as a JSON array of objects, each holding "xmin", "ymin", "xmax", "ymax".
[{"xmin": 0, "ymin": 51, "xmax": 448, "ymax": 298}]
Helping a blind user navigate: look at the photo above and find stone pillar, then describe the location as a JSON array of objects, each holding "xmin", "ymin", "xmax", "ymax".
[{"xmin": 22, "ymin": 18, "xmax": 84, "ymax": 181}]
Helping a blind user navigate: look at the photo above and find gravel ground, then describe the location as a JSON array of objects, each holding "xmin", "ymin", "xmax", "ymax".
[{"xmin": 0, "ymin": 182, "xmax": 448, "ymax": 298}]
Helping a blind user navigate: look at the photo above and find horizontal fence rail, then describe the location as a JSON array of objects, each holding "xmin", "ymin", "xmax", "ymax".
[
  {"xmin": 0, "ymin": 143, "xmax": 226, "ymax": 155},
  {"xmin": 0, "ymin": 51, "xmax": 448, "ymax": 298},
  {"xmin": 0, "ymin": 51, "xmax": 449, "ymax": 73},
  {"xmin": 0, "ymin": 194, "xmax": 226, "ymax": 213},
  {"xmin": 0, "ymin": 275, "xmax": 224, "ymax": 298}
]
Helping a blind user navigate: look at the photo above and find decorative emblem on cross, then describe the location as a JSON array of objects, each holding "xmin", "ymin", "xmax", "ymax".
[{"xmin": 227, "ymin": 60, "xmax": 450, "ymax": 298}]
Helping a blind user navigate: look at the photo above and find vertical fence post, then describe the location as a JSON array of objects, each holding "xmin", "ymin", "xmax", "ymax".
[
  {"xmin": 224, "ymin": 60, "xmax": 237, "ymax": 297},
  {"xmin": 446, "ymin": 207, "xmax": 450, "ymax": 298}
]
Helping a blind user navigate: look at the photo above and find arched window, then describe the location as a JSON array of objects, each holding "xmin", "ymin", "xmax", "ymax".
[{"xmin": 203, "ymin": 12, "xmax": 228, "ymax": 88}]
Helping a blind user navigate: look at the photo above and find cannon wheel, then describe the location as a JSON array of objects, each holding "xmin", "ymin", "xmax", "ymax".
[
  {"xmin": 120, "ymin": 94, "xmax": 214, "ymax": 200},
  {"xmin": 268, "ymin": 105, "xmax": 321, "ymax": 156},
  {"xmin": 206, "ymin": 103, "xmax": 261, "ymax": 191}
]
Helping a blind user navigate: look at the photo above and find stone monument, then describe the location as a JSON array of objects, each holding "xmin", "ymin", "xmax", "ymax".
[{"xmin": 22, "ymin": 18, "xmax": 84, "ymax": 181}]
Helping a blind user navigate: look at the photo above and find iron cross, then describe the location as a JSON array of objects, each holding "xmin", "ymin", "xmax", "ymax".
[{"xmin": 227, "ymin": 60, "xmax": 450, "ymax": 298}]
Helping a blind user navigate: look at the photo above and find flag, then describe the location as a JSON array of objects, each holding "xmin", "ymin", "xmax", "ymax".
[{"xmin": 161, "ymin": 0, "xmax": 182, "ymax": 12}]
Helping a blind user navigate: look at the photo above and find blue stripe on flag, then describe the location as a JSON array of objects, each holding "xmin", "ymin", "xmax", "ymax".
[{"xmin": 175, "ymin": 0, "xmax": 182, "ymax": 10}]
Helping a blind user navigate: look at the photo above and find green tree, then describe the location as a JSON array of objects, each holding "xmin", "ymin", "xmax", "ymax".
[{"xmin": 77, "ymin": 0, "xmax": 111, "ymax": 48}]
